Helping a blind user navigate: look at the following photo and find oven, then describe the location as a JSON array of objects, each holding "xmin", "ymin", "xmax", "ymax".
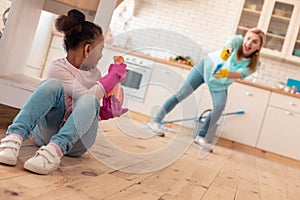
[{"xmin": 121, "ymin": 55, "xmax": 154, "ymax": 102}]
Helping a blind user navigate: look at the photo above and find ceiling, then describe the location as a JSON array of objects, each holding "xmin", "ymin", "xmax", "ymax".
[
  {"xmin": 51, "ymin": 0, "xmax": 123, "ymax": 12},
  {"xmin": 54, "ymin": 0, "xmax": 100, "ymax": 12},
  {"xmin": 43, "ymin": 0, "xmax": 123, "ymax": 21}
]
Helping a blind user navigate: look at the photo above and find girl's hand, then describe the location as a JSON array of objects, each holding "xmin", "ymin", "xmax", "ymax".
[
  {"xmin": 100, "ymin": 96, "xmax": 128, "ymax": 120},
  {"xmin": 108, "ymin": 63, "xmax": 127, "ymax": 82}
]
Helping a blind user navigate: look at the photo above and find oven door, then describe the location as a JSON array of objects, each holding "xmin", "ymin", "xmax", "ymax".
[
  {"xmin": 121, "ymin": 63, "xmax": 153, "ymax": 102},
  {"xmin": 121, "ymin": 70, "xmax": 142, "ymax": 89}
]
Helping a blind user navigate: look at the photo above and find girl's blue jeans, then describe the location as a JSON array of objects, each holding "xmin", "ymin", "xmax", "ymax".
[
  {"xmin": 154, "ymin": 59, "xmax": 227, "ymax": 141},
  {"xmin": 6, "ymin": 78, "xmax": 100, "ymax": 156}
]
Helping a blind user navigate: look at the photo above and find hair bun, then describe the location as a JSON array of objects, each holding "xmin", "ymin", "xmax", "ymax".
[
  {"xmin": 68, "ymin": 9, "xmax": 85, "ymax": 24},
  {"xmin": 55, "ymin": 9, "xmax": 86, "ymax": 36}
]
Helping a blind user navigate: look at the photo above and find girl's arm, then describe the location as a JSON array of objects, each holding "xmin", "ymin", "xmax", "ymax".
[{"xmin": 47, "ymin": 63, "xmax": 106, "ymax": 101}]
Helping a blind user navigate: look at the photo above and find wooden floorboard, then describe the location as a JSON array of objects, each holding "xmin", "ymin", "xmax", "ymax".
[{"xmin": 0, "ymin": 103, "xmax": 300, "ymax": 199}]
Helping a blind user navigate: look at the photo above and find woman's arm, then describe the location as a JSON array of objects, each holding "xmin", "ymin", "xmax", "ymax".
[
  {"xmin": 227, "ymin": 71, "xmax": 243, "ymax": 79},
  {"xmin": 214, "ymin": 69, "xmax": 248, "ymax": 80}
]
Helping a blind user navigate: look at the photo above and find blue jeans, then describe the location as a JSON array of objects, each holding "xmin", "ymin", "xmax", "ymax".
[
  {"xmin": 154, "ymin": 59, "xmax": 227, "ymax": 141},
  {"xmin": 6, "ymin": 78, "xmax": 100, "ymax": 156}
]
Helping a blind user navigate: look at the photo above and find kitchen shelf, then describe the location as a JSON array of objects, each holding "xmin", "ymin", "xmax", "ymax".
[
  {"xmin": 242, "ymin": 8, "xmax": 261, "ymax": 14},
  {"xmin": 267, "ymin": 32, "xmax": 285, "ymax": 39},
  {"xmin": 271, "ymin": 14, "xmax": 291, "ymax": 21},
  {"xmin": 238, "ymin": 26, "xmax": 250, "ymax": 31}
]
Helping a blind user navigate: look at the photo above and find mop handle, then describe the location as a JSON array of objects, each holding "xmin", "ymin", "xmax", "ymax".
[
  {"xmin": 160, "ymin": 117, "xmax": 198, "ymax": 125},
  {"xmin": 160, "ymin": 110, "xmax": 244, "ymax": 124},
  {"xmin": 224, "ymin": 110, "xmax": 245, "ymax": 115}
]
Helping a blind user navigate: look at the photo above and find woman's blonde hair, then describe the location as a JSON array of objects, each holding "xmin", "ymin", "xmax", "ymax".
[{"xmin": 237, "ymin": 28, "xmax": 266, "ymax": 72}]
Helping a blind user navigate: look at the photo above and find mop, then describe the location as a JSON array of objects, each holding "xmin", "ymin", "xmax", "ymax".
[{"xmin": 143, "ymin": 110, "xmax": 245, "ymax": 134}]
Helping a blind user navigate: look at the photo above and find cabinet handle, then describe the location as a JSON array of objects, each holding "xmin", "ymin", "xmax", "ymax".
[
  {"xmin": 286, "ymin": 111, "xmax": 293, "ymax": 116},
  {"xmin": 245, "ymin": 92, "xmax": 253, "ymax": 96},
  {"xmin": 289, "ymin": 102, "xmax": 296, "ymax": 106}
]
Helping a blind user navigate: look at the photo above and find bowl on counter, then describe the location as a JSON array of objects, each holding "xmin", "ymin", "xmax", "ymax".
[{"xmin": 292, "ymin": 49, "xmax": 300, "ymax": 57}]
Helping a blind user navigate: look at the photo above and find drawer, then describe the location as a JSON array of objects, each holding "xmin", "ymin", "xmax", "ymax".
[{"xmin": 269, "ymin": 92, "xmax": 300, "ymax": 113}]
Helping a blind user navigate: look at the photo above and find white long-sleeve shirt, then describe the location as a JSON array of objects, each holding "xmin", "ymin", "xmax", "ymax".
[{"xmin": 46, "ymin": 58, "xmax": 106, "ymax": 118}]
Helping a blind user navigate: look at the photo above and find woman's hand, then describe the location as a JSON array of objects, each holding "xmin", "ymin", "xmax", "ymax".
[
  {"xmin": 213, "ymin": 68, "xmax": 229, "ymax": 79},
  {"xmin": 220, "ymin": 45, "xmax": 233, "ymax": 61},
  {"xmin": 214, "ymin": 69, "xmax": 243, "ymax": 80}
]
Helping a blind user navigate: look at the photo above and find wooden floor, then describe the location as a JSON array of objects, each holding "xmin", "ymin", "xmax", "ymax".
[{"xmin": 0, "ymin": 103, "xmax": 300, "ymax": 200}]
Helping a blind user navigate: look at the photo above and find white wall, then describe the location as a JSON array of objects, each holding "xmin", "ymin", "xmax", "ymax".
[{"xmin": 108, "ymin": 0, "xmax": 300, "ymax": 88}]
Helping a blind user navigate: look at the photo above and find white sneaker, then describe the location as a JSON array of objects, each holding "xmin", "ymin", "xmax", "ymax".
[
  {"xmin": 0, "ymin": 135, "xmax": 22, "ymax": 165},
  {"xmin": 194, "ymin": 136, "xmax": 213, "ymax": 152},
  {"xmin": 24, "ymin": 145, "xmax": 61, "ymax": 175},
  {"xmin": 147, "ymin": 122, "xmax": 165, "ymax": 137}
]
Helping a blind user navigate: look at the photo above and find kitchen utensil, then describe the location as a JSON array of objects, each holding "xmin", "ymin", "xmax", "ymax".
[
  {"xmin": 275, "ymin": 81, "xmax": 285, "ymax": 90},
  {"xmin": 291, "ymin": 86, "xmax": 298, "ymax": 94},
  {"xmin": 284, "ymin": 86, "xmax": 291, "ymax": 93},
  {"xmin": 286, "ymin": 78, "xmax": 300, "ymax": 92}
]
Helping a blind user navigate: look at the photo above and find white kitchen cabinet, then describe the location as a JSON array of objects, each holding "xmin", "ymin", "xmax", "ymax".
[
  {"xmin": 287, "ymin": 12, "xmax": 300, "ymax": 62},
  {"xmin": 257, "ymin": 93, "xmax": 300, "ymax": 160},
  {"xmin": 257, "ymin": 106, "xmax": 300, "ymax": 160},
  {"xmin": 220, "ymin": 82, "xmax": 271, "ymax": 147},
  {"xmin": 141, "ymin": 62, "xmax": 182, "ymax": 119},
  {"xmin": 268, "ymin": 92, "xmax": 300, "ymax": 113},
  {"xmin": 236, "ymin": 0, "xmax": 300, "ymax": 62}
]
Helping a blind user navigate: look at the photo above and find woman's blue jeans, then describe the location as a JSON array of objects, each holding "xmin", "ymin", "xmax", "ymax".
[
  {"xmin": 154, "ymin": 59, "xmax": 227, "ymax": 141},
  {"xmin": 6, "ymin": 78, "xmax": 100, "ymax": 156}
]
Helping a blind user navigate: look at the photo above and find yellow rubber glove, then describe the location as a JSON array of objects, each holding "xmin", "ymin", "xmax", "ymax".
[
  {"xmin": 213, "ymin": 68, "xmax": 229, "ymax": 79},
  {"xmin": 220, "ymin": 48, "xmax": 232, "ymax": 61}
]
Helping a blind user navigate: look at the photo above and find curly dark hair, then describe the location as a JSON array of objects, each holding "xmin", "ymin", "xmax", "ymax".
[{"xmin": 55, "ymin": 9, "xmax": 103, "ymax": 51}]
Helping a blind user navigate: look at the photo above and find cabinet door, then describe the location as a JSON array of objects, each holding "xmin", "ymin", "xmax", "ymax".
[
  {"xmin": 236, "ymin": 0, "xmax": 266, "ymax": 35},
  {"xmin": 287, "ymin": 9, "xmax": 300, "ymax": 61},
  {"xmin": 257, "ymin": 106, "xmax": 300, "ymax": 161},
  {"xmin": 263, "ymin": 0, "xmax": 296, "ymax": 56},
  {"xmin": 221, "ymin": 82, "xmax": 270, "ymax": 147},
  {"xmin": 142, "ymin": 63, "xmax": 182, "ymax": 118}
]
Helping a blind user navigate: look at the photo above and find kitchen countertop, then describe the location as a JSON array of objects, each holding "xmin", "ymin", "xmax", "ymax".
[
  {"xmin": 106, "ymin": 45, "xmax": 193, "ymax": 70},
  {"xmin": 106, "ymin": 45, "xmax": 300, "ymax": 99},
  {"xmin": 234, "ymin": 79, "xmax": 300, "ymax": 99}
]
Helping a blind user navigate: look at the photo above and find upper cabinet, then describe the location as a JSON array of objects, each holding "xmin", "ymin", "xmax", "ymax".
[
  {"xmin": 236, "ymin": 0, "xmax": 265, "ymax": 33},
  {"xmin": 236, "ymin": 0, "xmax": 300, "ymax": 63}
]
